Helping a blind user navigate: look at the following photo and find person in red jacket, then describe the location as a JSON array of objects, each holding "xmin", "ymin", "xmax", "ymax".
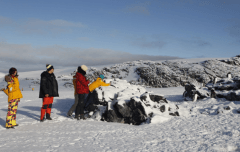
[{"xmin": 75, "ymin": 65, "xmax": 90, "ymax": 120}]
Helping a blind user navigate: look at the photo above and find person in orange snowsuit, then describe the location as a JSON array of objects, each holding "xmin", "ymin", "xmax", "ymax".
[{"xmin": 67, "ymin": 72, "xmax": 78, "ymax": 117}]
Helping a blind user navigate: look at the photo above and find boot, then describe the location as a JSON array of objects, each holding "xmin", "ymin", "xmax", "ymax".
[
  {"xmin": 80, "ymin": 114, "xmax": 86, "ymax": 120},
  {"xmin": 6, "ymin": 126, "xmax": 15, "ymax": 129},
  {"xmin": 46, "ymin": 113, "xmax": 52, "ymax": 120}
]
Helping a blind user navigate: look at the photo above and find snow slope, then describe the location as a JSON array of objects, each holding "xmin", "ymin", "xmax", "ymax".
[{"xmin": 1, "ymin": 87, "xmax": 240, "ymax": 151}]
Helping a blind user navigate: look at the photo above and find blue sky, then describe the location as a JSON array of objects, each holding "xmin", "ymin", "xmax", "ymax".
[{"xmin": 0, "ymin": 0, "xmax": 240, "ymax": 72}]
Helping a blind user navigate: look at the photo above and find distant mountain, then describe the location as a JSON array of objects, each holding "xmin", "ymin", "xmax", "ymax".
[{"xmin": 1, "ymin": 55, "xmax": 239, "ymax": 90}]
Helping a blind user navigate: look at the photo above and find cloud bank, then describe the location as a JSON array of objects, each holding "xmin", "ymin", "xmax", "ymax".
[{"xmin": 0, "ymin": 42, "xmax": 181, "ymax": 73}]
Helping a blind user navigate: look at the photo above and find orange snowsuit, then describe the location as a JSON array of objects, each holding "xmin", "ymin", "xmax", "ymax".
[{"xmin": 73, "ymin": 75, "xmax": 77, "ymax": 95}]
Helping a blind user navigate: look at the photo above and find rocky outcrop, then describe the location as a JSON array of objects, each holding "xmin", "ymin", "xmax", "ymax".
[
  {"xmin": 86, "ymin": 55, "xmax": 240, "ymax": 89},
  {"xmin": 206, "ymin": 77, "xmax": 240, "ymax": 101},
  {"xmin": 183, "ymin": 76, "xmax": 240, "ymax": 101},
  {"xmin": 86, "ymin": 79, "xmax": 181, "ymax": 125}
]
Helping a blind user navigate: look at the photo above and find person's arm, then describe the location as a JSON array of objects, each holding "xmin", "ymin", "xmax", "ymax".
[
  {"xmin": 41, "ymin": 76, "xmax": 49, "ymax": 96},
  {"xmin": 3, "ymin": 88, "xmax": 9, "ymax": 95},
  {"xmin": 100, "ymin": 80, "xmax": 110, "ymax": 87}
]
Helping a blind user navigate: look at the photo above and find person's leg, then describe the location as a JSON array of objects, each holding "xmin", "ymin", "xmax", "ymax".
[
  {"xmin": 67, "ymin": 94, "xmax": 78, "ymax": 116},
  {"xmin": 40, "ymin": 97, "xmax": 49, "ymax": 121},
  {"xmin": 40, "ymin": 104, "xmax": 47, "ymax": 121},
  {"xmin": 46, "ymin": 97, "xmax": 54, "ymax": 120},
  {"xmin": 76, "ymin": 94, "xmax": 85, "ymax": 119},
  {"xmin": 84, "ymin": 92, "xmax": 92, "ymax": 109},
  {"xmin": 6, "ymin": 100, "xmax": 14, "ymax": 128},
  {"xmin": 79, "ymin": 94, "xmax": 85, "ymax": 115},
  {"xmin": 11, "ymin": 99, "xmax": 19, "ymax": 126}
]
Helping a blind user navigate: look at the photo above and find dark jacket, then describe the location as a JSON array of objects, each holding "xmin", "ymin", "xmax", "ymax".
[
  {"xmin": 76, "ymin": 72, "xmax": 89, "ymax": 94},
  {"xmin": 39, "ymin": 71, "xmax": 59, "ymax": 98}
]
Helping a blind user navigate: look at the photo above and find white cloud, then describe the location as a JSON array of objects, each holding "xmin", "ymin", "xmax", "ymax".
[
  {"xmin": 0, "ymin": 16, "xmax": 86, "ymax": 35},
  {"xmin": 0, "ymin": 42, "xmax": 180, "ymax": 72}
]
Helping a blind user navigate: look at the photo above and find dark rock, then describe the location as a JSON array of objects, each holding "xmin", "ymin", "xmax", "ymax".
[
  {"xmin": 114, "ymin": 103, "xmax": 132, "ymax": 118},
  {"xmin": 104, "ymin": 110, "xmax": 124, "ymax": 123},
  {"xmin": 127, "ymin": 98, "xmax": 146, "ymax": 116},
  {"xmin": 132, "ymin": 109, "xmax": 146, "ymax": 125},
  {"xmin": 169, "ymin": 112, "xmax": 179, "ymax": 116},
  {"xmin": 140, "ymin": 95, "xmax": 147, "ymax": 101},
  {"xmin": 149, "ymin": 95, "xmax": 167, "ymax": 103},
  {"xmin": 226, "ymin": 92, "xmax": 240, "ymax": 101},
  {"xmin": 224, "ymin": 106, "xmax": 231, "ymax": 110},
  {"xmin": 148, "ymin": 112, "xmax": 153, "ymax": 117},
  {"xmin": 160, "ymin": 105, "xmax": 165, "ymax": 113},
  {"xmin": 183, "ymin": 84, "xmax": 208, "ymax": 101}
]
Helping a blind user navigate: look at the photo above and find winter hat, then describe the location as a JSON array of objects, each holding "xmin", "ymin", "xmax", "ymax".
[
  {"xmin": 99, "ymin": 74, "xmax": 104, "ymax": 79},
  {"xmin": 46, "ymin": 64, "xmax": 54, "ymax": 71},
  {"xmin": 9, "ymin": 67, "xmax": 17, "ymax": 75},
  {"xmin": 81, "ymin": 65, "xmax": 88, "ymax": 72}
]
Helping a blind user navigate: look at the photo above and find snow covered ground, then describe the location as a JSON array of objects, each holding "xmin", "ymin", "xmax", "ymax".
[
  {"xmin": 1, "ymin": 61, "xmax": 240, "ymax": 151},
  {"xmin": 1, "ymin": 86, "xmax": 240, "ymax": 151}
]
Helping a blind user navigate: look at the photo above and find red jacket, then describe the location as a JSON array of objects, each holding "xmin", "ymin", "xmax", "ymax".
[{"xmin": 76, "ymin": 72, "xmax": 89, "ymax": 94}]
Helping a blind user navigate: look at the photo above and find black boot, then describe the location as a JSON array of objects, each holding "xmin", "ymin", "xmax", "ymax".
[
  {"xmin": 46, "ymin": 113, "xmax": 52, "ymax": 120},
  {"xmin": 6, "ymin": 126, "xmax": 15, "ymax": 129},
  {"xmin": 80, "ymin": 114, "xmax": 86, "ymax": 120}
]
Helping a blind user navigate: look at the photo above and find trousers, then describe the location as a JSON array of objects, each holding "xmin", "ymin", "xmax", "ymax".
[
  {"xmin": 6, "ymin": 99, "xmax": 19, "ymax": 127},
  {"xmin": 40, "ymin": 97, "xmax": 53, "ymax": 120}
]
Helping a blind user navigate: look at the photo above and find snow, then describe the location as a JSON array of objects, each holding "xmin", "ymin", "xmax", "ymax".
[{"xmin": 1, "ymin": 64, "xmax": 240, "ymax": 151}]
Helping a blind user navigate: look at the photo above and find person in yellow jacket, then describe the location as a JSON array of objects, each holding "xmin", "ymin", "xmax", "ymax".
[
  {"xmin": 85, "ymin": 74, "xmax": 110, "ymax": 109},
  {"xmin": 67, "ymin": 72, "xmax": 78, "ymax": 117},
  {"xmin": 88, "ymin": 75, "xmax": 110, "ymax": 92},
  {"xmin": 2, "ymin": 67, "xmax": 23, "ymax": 129}
]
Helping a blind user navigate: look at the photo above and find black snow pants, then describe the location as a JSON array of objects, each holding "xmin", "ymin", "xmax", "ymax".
[{"xmin": 75, "ymin": 94, "xmax": 85, "ymax": 116}]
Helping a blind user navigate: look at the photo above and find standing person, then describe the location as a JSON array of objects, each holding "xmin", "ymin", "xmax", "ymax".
[
  {"xmin": 2, "ymin": 67, "xmax": 23, "ymax": 129},
  {"xmin": 39, "ymin": 64, "xmax": 59, "ymax": 122},
  {"xmin": 67, "ymin": 69, "xmax": 78, "ymax": 117},
  {"xmin": 75, "ymin": 65, "xmax": 90, "ymax": 120}
]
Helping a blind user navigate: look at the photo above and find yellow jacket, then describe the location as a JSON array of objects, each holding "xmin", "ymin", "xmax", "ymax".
[
  {"xmin": 3, "ymin": 76, "xmax": 23, "ymax": 102},
  {"xmin": 73, "ymin": 75, "xmax": 77, "ymax": 95},
  {"xmin": 89, "ymin": 77, "xmax": 110, "ymax": 92}
]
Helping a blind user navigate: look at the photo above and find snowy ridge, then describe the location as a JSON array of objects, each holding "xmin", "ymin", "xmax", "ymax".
[{"xmin": 86, "ymin": 55, "xmax": 240, "ymax": 88}]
